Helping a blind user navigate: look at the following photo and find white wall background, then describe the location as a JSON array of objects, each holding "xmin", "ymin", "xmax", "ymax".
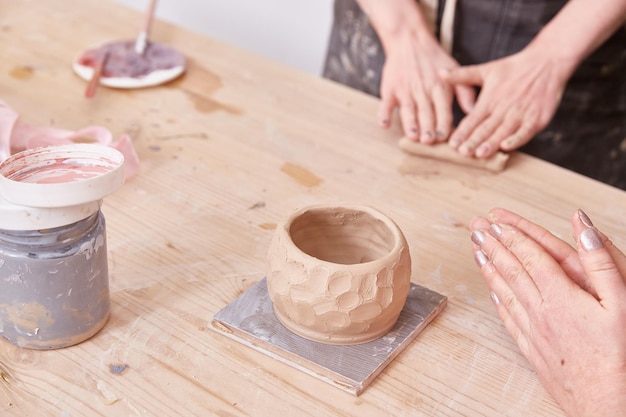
[{"xmin": 114, "ymin": 0, "xmax": 334, "ymax": 75}]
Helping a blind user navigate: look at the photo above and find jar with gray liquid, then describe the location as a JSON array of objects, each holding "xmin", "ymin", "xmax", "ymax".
[
  {"xmin": 0, "ymin": 143, "xmax": 125, "ymax": 349},
  {"xmin": 0, "ymin": 211, "xmax": 110, "ymax": 349}
]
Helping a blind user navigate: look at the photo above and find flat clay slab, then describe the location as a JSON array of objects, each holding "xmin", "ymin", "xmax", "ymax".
[
  {"xmin": 398, "ymin": 137, "xmax": 509, "ymax": 172},
  {"xmin": 211, "ymin": 278, "xmax": 447, "ymax": 396}
]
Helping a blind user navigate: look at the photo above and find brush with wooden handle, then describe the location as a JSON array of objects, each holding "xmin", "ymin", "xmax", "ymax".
[
  {"xmin": 134, "ymin": 0, "xmax": 158, "ymax": 55},
  {"xmin": 84, "ymin": 51, "xmax": 110, "ymax": 98}
]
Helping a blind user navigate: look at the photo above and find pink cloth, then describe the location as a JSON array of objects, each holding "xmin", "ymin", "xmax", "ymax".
[{"xmin": 0, "ymin": 100, "xmax": 140, "ymax": 179}]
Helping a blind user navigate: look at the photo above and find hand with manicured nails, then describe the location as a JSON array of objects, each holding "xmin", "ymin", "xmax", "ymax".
[{"xmin": 469, "ymin": 208, "xmax": 626, "ymax": 417}]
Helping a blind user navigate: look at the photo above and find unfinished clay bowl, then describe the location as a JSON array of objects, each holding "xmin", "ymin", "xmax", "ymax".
[{"xmin": 266, "ymin": 204, "xmax": 411, "ymax": 345}]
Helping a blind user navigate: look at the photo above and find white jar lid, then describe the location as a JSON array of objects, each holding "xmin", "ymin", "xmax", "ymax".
[
  {"xmin": 0, "ymin": 144, "xmax": 124, "ymax": 230},
  {"xmin": 0, "ymin": 144, "xmax": 125, "ymax": 208}
]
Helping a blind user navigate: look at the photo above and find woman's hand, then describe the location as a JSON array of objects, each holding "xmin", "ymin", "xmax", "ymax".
[
  {"xmin": 441, "ymin": 0, "xmax": 626, "ymax": 159},
  {"xmin": 378, "ymin": 31, "xmax": 475, "ymax": 143},
  {"xmin": 442, "ymin": 46, "xmax": 568, "ymax": 158},
  {"xmin": 355, "ymin": 0, "xmax": 475, "ymax": 143},
  {"xmin": 469, "ymin": 208, "xmax": 626, "ymax": 417}
]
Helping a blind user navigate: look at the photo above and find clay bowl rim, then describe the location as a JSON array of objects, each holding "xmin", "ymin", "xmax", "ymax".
[{"xmin": 277, "ymin": 203, "xmax": 406, "ymax": 268}]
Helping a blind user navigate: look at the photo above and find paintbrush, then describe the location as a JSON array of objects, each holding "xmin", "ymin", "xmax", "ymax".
[
  {"xmin": 134, "ymin": 0, "xmax": 158, "ymax": 55},
  {"xmin": 85, "ymin": 51, "xmax": 110, "ymax": 98}
]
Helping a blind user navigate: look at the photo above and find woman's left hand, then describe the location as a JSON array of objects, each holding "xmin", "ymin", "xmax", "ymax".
[
  {"xmin": 470, "ymin": 208, "xmax": 626, "ymax": 417},
  {"xmin": 442, "ymin": 46, "xmax": 569, "ymax": 158}
]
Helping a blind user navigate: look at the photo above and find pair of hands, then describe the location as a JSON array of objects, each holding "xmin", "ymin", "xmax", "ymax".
[
  {"xmin": 380, "ymin": 33, "xmax": 567, "ymax": 158},
  {"xmin": 470, "ymin": 208, "xmax": 626, "ymax": 417}
]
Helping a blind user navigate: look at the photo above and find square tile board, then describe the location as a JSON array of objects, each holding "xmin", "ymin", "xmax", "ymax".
[{"xmin": 211, "ymin": 278, "xmax": 447, "ymax": 396}]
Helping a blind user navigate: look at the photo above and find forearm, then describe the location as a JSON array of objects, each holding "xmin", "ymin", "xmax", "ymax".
[
  {"xmin": 528, "ymin": 0, "xmax": 626, "ymax": 79},
  {"xmin": 355, "ymin": 0, "xmax": 436, "ymax": 51}
]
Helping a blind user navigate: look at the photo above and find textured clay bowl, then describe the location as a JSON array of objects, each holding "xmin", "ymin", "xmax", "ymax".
[{"xmin": 266, "ymin": 204, "xmax": 411, "ymax": 345}]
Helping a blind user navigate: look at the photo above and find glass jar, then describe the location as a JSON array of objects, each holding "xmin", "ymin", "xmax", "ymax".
[
  {"xmin": 0, "ymin": 143, "xmax": 125, "ymax": 349},
  {"xmin": 0, "ymin": 211, "xmax": 110, "ymax": 349}
]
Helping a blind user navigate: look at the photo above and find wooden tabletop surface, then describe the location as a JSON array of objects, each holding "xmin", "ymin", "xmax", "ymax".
[{"xmin": 2, "ymin": 1, "xmax": 626, "ymax": 416}]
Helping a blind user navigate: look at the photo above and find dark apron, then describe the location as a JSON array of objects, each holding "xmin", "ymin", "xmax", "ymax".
[{"xmin": 323, "ymin": 0, "xmax": 626, "ymax": 190}]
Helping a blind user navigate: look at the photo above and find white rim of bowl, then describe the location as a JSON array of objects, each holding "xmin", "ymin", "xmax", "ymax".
[{"xmin": 0, "ymin": 143, "xmax": 125, "ymax": 208}]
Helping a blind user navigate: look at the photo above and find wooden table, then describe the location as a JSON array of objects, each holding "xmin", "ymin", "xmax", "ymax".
[{"xmin": 1, "ymin": 1, "xmax": 625, "ymax": 415}]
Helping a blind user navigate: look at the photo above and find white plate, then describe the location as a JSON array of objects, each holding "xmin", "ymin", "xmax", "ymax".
[{"xmin": 73, "ymin": 58, "xmax": 185, "ymax": 89}]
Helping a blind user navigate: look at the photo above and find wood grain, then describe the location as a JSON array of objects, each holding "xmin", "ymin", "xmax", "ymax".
[{"xmin": 1, "ymin": 1, "xmax": 625, "ymax": 416}]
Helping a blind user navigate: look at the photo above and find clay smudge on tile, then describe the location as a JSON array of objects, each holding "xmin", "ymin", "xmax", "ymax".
[
  {"xmin": 259, "ymin": 223, "xmax": 276, "ymax": 230},
  {"xmin": 280, "ymin": 162, "xmax": 323, "ymax": 187}
]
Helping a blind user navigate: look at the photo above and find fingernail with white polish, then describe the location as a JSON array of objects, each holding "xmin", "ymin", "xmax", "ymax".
[
  {"xmin": 578, "ymin": 209, "xmax": 594, "ymax": 228},
  {"xmin": 580, "ymin": 228, "xmax": 603, "ymax": 251},
  {"xmin": 489, "ymin": 223, "xmax": 502, "ymax": 238},
  {"xmin": 471, "ymin": 230, "xmax": 485, "ymax": 246},
  {"xmin": 474, "ymin": 250, "xmax": 488, "ymax": 267},
  {"xmin": 490, "ymin": 291, "xmax": 500, "ymax": 305}
]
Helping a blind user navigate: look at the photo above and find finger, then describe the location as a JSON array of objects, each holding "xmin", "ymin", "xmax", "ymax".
[
  {"xmin": 573, "ymin": 210, "xmax": 626, "ymax": 281},
  {"xmin": 455, "ymin": 85, "xmax": 476, "ymax": 114},
  {"xmin": 472, "ymin": 244, "xmax": 532, "ymax": 340},
  {"xmin": 448, "ymin": 103, "xmax": 490, "ymax": 150},
  {"xmin": 457, "ymin": 114, "xmax": 503, "ymax": 157},
  {"xmin": 469, "ymin": 113, "xmax": 520, "ymax": 157},
  {"xmin": 470, "ymin": 226, "xmax": 545, "ymax": 309},
  {"xmin": 469, "ymin": 215, "xmax": 491, "ymax": 231},
  {"xmin": 489, "ymin": 208, "xmax": 592, "ymax": 294},
  {"xmin": 413, "ymin": 87, "xmax": 436, "ymax": 144},
  {"xmin": 377, "ymin": 94, "xmax": 397, "ymax": 130},
  {"xmin": 575, "ymin": 213, "xmax": 626, "ymax": 303},
  {"xmin": 431, "ymin": 80, "xmax": 453, "ymax": 141},
  {"xmin": 441, "ymin": 65, "xmax": 484, "ymax": 87},
  {"xmin": 481, "ymin": 259, "xmax": 533, "ymax": 356},
  {"xmin": 500, "ymin": 120, "xmax": 539, "ymax": 151},
  {"xmin": 397, "ymin": 95, "xmax": 419, "ymax": 141}
]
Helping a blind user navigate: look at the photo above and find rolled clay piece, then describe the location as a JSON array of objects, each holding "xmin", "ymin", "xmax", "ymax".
[{"xmin": 398, "ymin": 137, "xmax": 509, "ymax": 172}]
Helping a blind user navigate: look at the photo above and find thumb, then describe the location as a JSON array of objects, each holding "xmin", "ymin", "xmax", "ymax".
[
  {"xmin": 454, "ymin": 85, "xmax": 476, "ymax": 114},
  {"xmin": 577, "ymin": 225, "xmax": 626, "ymax": 304}
]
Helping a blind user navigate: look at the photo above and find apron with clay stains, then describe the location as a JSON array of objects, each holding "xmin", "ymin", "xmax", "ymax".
[{"xmin": 323, "ymin": 0, "xmax": 626, "ymax": 190}]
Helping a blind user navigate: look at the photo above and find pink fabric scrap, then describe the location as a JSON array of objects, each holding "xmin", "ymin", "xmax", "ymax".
[{"xmin": 0, "ymin": 100, "xmax": 140, "ymax": 179}]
